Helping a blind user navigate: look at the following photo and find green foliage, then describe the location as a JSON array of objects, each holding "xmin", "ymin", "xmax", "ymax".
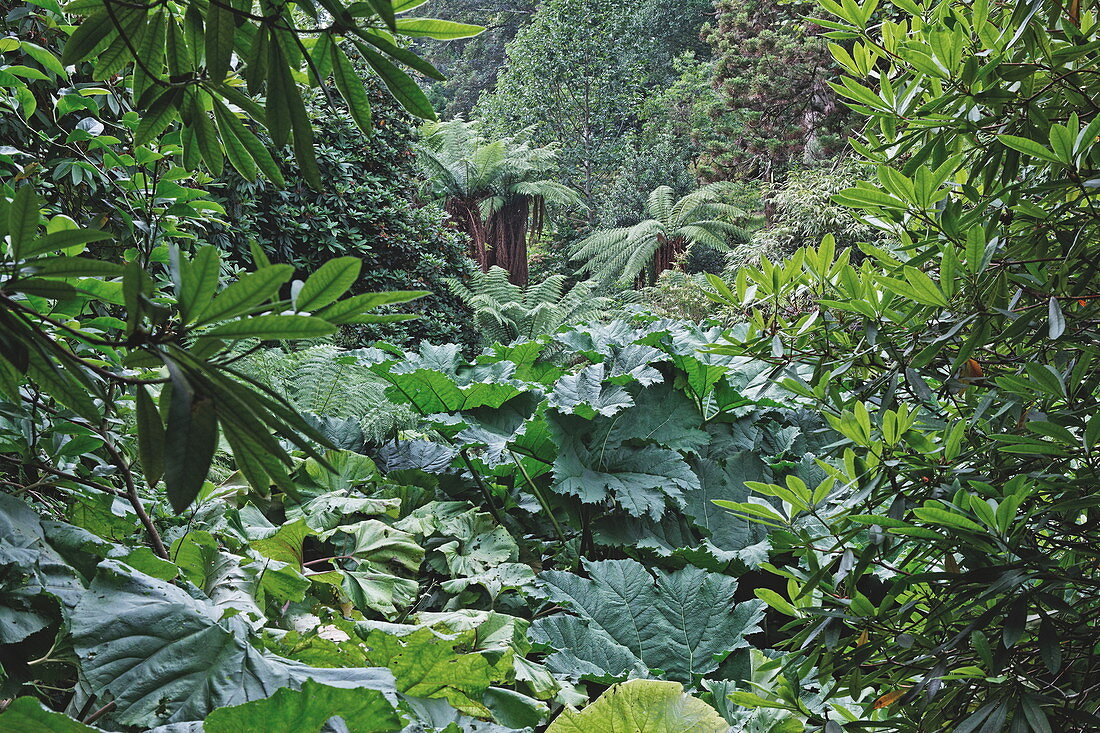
[
  {"xmin": 413, "ymin": 0, "xmax": 539, "ymax": 118},
  {"xmin": 698, "ymin": 0, "xmax": 852, "ymax": 180},
  {"xmin": 0, "ymin": 190, "xmax": 423, "ymax": 513},
  {"xmin": 203, "ymin": 679, "xmax": 403, "ymax": 733},
  {"xmin": 235, "ymin": 345, "xmax": 415, "ymax": 448},
  {"xmin": 418, "ymin": 118, "xmax": 581, "ymax": 285},
  {"xmin": 54, "ymin": 0, "xmax": 470, "ymax": 188},
  {"xmin": 366, "ymin": 320, "xmax": 827, "ymax": 567},
  {"xmin": 532, "ymin": 559, "xmax": 764, "ymax": 684},
  {"xmin": 204, "ymin": 85, "xmax": 478, "ymax": 349},
  {"xmin": 701, "ymin": 0, "xmax": 1100, "ymax": 728},
  {"xmin": 546, "ymin": 680, "xmax": 727, "ymax": 733},
  {"xmin": 477, "ymin": 0, "xmax": 712, "ymax": 214},
  {"xmin": 736, "ymin": 162, "xmax": 881, "ymax": 266},
  {"xmin": 572, "ymin": 183, "xmax": 749, "ymax": 287},
  {"xmin": 0, "ymin": 458, "xmax": 573, "ymax": 729},
  {"xmin": 447, "ymin": 266, "xmax": 614, "ymax": 346}
]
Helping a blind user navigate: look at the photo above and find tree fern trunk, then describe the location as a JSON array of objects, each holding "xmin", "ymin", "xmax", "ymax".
[
  {"xmin": 447, "ymin": 198, "xmax": 490, "ymax": 270},
  {"xmin": 647, "ymin": 235, "xmax": 686, "ymax": 287},
  {"xmin": 487, "ymin": 197, "xmax": 530, "ymax": 286}
]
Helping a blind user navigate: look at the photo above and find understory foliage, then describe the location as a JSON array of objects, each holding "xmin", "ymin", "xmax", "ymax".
[
  {"xmin": 446, "ymin": 266, "xmax": 614, "ymax": 347},
  {"xmin": 702, "ymin": 0, "xmax": 1100, "ymax": 728}
]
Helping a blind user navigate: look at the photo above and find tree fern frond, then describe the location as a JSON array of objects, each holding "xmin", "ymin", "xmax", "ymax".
[{"xmin": 646, "ymin": 185, "xmax": 676, "ymax": 224}]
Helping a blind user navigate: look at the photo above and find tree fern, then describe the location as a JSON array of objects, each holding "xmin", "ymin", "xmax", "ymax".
[
  {"xmin": 571, "ymin": 182, "xmax": 750, "ymax": 287},
  {"xmin": 448, "ymin": 266, "xmax": 615, "ymax": 346},
  {"xmin": 235, "ymin": 345, "xmax": 414, "ymax": 444},
  {"xmin": 418, "ymin": 118, "xmax": 584, "ymax": 284}
]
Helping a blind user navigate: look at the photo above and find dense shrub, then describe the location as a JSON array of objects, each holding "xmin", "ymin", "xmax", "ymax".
[{"xmin": 203, "ymin": 84, "xmax": 478, "ymax": 348}]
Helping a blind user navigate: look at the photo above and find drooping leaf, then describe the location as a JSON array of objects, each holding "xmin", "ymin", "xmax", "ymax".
[
  {"xmin": 163, "ymin": 365, "xmax": 218, "ymax": 513},
  {"xmin": 72, "ymin": 560, "xmax": 397, "ymax": 728}
]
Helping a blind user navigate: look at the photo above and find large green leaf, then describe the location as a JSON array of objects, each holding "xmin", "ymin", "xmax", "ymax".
[
  {"xmin": 336, "ymin": 568, "xmax": 419, "ymax": 618},
  {"xmin": 203, "ymin": 679, "xmax": 403, "ymax": 733},
  {"xmin": 601, "ymin": 384, "xmax": 708, "ymax": 453},
  {"xmin": 682, "ymin": 455, "xmax": 771, "ymax": 564},
  {"xmin": 358, "ymin": 626, "xmax": 508, "ymax": 717},
  {"xmin": 530, "ymin": 559, "xmax": 764, "ymax": 683},
  {"xmin": 0, "ymin": 494, "xmax": 84, "ymax": 643},
  {"xmin": 552, "ymin": 427, "xmax": 699, "ymax": 519},
  {"xmin": 72, "ymin": 560, "xmax": 396, "ymax": 728},
  {"xmin": 294, "ymin": 449, "xmax": 380, "ymax": 497},
  {"xmin": 0, "ymin": 697, "xmax": 101, "ymax": 732},
  {"xmin": 374, "ymin": 345, "xmax": 524, "ymax": 414},
  {"xmin": 548, "ymin": 364, "xmax": 633, "ymax": 418},
  {"xmin": 295, "ymin": 256, "xmax": 362, "ymax": 312},
  {"xmin": 287, "ymin": 490, "xmax": 400, "ymax": 533},
  {"xmin": 327, "ymin": 519, "xmax": 424, "ymax": 576},
  {"xmin": 199, "ymin": 314, "xmax": 337, "ymax": 340},
  {"xmin": 546, "ymin": 680, "xmax": 726, "ymax": 733}
]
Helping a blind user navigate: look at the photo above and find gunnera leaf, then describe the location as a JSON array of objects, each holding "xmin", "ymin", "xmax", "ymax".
[
  {"xmin": 203, "ymin": 679, "xmax": 403, "ymax": 733},
  {"xmin": 546, "ymin": 679, "xmax": 726, "ymax": 733},
  {"xmin": 72, "ymin": 560, "xmax": 396, "ymax": 728},
  {"xmin": 530, "ymin": 559, "xmax": 764, "ymax": 684}
]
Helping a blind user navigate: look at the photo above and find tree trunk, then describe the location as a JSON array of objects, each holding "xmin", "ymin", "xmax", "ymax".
[
  {"xmin": 446, "ymin": 198, "xmax": 490, "ymax": 270},
  {"xmin": 641, "ymin": 235, "xmax": 686, "ymax": 287},
  {"xmin": 486, "ymin": 197, "xmax": 530, "ymax": 286},
  {"xmin": 448, "ymin": 196, "xmax": 531, "ymax": 286}
]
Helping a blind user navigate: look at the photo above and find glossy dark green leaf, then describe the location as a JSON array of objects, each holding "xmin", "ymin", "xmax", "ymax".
[
  {"xmin": 265, "ymin": 40, "xmax": 293, "ymax": 147},
  {"xmin": 135, "ymin": 87, "xmax": 181, "ymax": 144},
  {"xmin": 20, "ymin": 229, "xmax": 112, "ymax": 260},
  {"xmin": 296, "ymin": 256, "xmax": 362, "ymax": 312},
  {"xmin": 163, "ymin": 364, "xmax": 218, "ymax": 513},
  {"xmin": 135, "ymin": 384, "xmax": 165, "ymax": 487},
  {"xmin": 354, "ymin": 32, "xmax": 444, "ymax": 81},
  {"xmin": 365, "ymin": 0, "xmax": 396, "ymax": 30},
  {"xmin": 358, "ymin": 43, "xmax": 436, "ymax": 120},
  {"xmin": 8, "ymin": 185, "xmax": 40, "ymax": 259},
  {"xmin": 188, "ymin": 91, "xmax": 224, "ymax": 176},
  {"xmin": 195, "ymin": 264, "xmax": 294, "ymax": 325},
  {"xmin": 179, "ymin": 244, "xmax": 221, "ymax": 324},
  {"xmin": 211, "ymin": 95, "xmax": 285, "ymax": 186},
  {"xmin": 331, "ymin": 43, "xmax": 372, "ymax": 133},
  {"xmin": 60, "ymin": 9, "xmax": 114, "ymax": 64},
  {"xmin": 204, "ymin": 0, "xmax": 233, "ymax": 82},
  {"xmin": 23, "ymin": 256, "xmax": 123, "ymax": 278},
  {"xmin": 198, "ymin": 314, "xmax": 337, "ymax": 340}
]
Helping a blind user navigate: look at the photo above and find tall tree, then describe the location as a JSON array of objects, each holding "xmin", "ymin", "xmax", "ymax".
[
  {"xmin": 571, "ymin": 183, "xmax": 747, "ymax": 287},
  {"xmin": 418, "ymin": 118, "xmax": 581, "ymax": 285},
  {"xmin": 415, "ymin": 0, "xmax": 538, "ymax": 118},
  {"xmin": 698, "ymin": 0, "xmax": 851, "ymax": 181},
  {"xmin": 477, "ymin": 0, "xmax": 711, "ymax": 216}
]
